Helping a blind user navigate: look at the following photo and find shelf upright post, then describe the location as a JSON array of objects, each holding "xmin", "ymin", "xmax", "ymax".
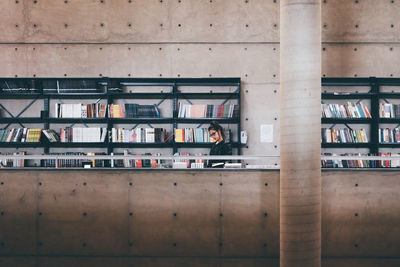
[
  {"xmin": 105, "ymin": 78, "xmax": 113, "ymax": 155},
  {"xmin": 172, "ymin": 81, "xmax": 178, "ymax": 154},
  {"xmin": 237, "ymin": 81, "xmax": 241, "ymax": 155},
  {"xmin": 42, "ymin": 78, "xmax": 50, "ymax": 154},
  {"xmin": 370, "ymin": 77, "xmax": 379, "ymax": 154}
]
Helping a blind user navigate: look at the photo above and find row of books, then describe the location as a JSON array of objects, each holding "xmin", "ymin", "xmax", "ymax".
[
  {"xmin": 54, "ymin": 103, "xmax": 161, "ymax": 118},
  {"xmin": 379, "ymin": 128, "xmax": 400, "ymax": 143},
  {"xmin": 379, "ymin": 103, "xmax": 400, "ymax": 118},
  {"xmin": 109, "ymin": 104, "xmax": 160, "ymax": 118},
  {"xmin": 46, "ymin": 127, "xmax": 169, "ymax": 143},
  {"xmin": 321, "ymin": 128, "xmax": 368, "ymax": 143},
  {"xmin": 0, "ymin": 152, "xmax": 25, "ymax": 168},
  {"xmin": 0, "ymin": 128, "xmax": 42, "ymax": 142},
  {"xmin": 58, "ymin": 128, "xmax": 107, "ymax": 143},
  {"xmin": 0, "ymin": 127, "xmax": 234, "ymax": 144},
  {"xmin": 3, "ymin": 151, "xmax": 210, "ymax": 168},
  {"xmin": 174, "ymin": 128, "xmax": 232, "ymax": 143},
  {"xmin": 40, "ymin": 151, "xmax": 162, "ymax": 168},
  {"xmin": 55, "ymin": 103, "xmax": 107, "ymax": 118},
  {"xmin": 111, "ymin": 128, "xmax": 168, "ymax": 143},
  {"xmin": 321, "ymin": 101, "xmax": 371, "ymax": 118},
  {"xmin": 41, "ymin": 152, "xmax": 108, "ymax": 168},
  {"xmin": 116, "ymin": 151, "xmax": 161, "ymax": 168},
  {"xmin": 173, "ymin": 152, "xmax": 205, "ymax": 168},
  {"xmin": 178, "ymin": 104, "xmax": 239, "ymax": 118},
  {"xmin": 321, "ymin": 153, "xmax": 400, "ymax": 168}
]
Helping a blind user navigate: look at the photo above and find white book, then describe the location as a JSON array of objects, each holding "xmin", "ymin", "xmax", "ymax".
[
  {"xmin": 81, "ymin": 105, "xmax": 87, "ymax": 118},
  {"xmin": 145, "ymin": 128, "xmax": 155, "ymax": 143},
  {"xmin": 21, "ymin": 128, "xmax": 28, "ymax": 142},
  {"xmin": 60, "ymin": 104, "xmax": 65, "ymax": 118},
  {"xmin": 12, "ymin": 128, "xmax": 21, "ymax": 142},
  {"xmin": 229, "ymin": 104, "xmax": 234, "ymax": 118},
  {"xmin": 136, "ymin": 128, "xmax": 141, "ymax": 143},
  {"xmin": 73, "ymin": 128, "xmax": 78, "ymax": 142},
  {"xmin": 73, "ymin": 104, "xmax": 80, "ymax": 118},
  {"xmin": 94, "ymin": 128, "xmax": 101, "ymax": 142},
  {"xmin": 100, "ymin": 128, "xmax": 107, "ymax": 142},
  {"xmin": 186, "ymin": 105, "xmax": 191, "ymax": 118},
  {"xmin": 124, "ymin": 129, "xmax": 129, "ymax": 143},
  {"xmin": 112, "ymin": 128, "xmax": 117, "ymax": 143},
  {"xmin": 79, "ymin": 128, "xmax": 84, "ymax": 142},
  {"xmin": 178, "ymin": 103, "xmax": 184, "ymax": 118},
  {"xmin": 68, "ymin": 104, "xmax": 73, "ymax": 118}
]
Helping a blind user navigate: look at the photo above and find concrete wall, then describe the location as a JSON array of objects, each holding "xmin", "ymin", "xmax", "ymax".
[
  {"xmin": 1, "ymin": 1, "xmax": 400, "ymax": 266},
  {"xmin": 0, "ymin": 170, "xmax": 399, "ymax": 266},
  {"xmin": 1, "ymin": 1, "xmax": 399, "ymax": 157}
]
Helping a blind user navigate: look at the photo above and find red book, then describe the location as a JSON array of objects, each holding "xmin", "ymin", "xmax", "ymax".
[{"xmin": 218, "ymin": 105, "xmax": 224, "ymax": 118}]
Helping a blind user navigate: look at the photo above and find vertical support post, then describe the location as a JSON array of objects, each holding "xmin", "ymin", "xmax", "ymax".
[
  {"xmin": 172, "ymin": 82, "xmax": 178, "ymax": 154},
  {"xmin": 369, "ymin": 77, "xmax": 379, "ymax": 154},
  {"xmin": 237, "ymin": 81, "xmax": 241, "ymax": 155},
  {"xmin": 44, "ymin": 97, "xmax": 50, "ymax": 154},
  {"xmin": 280, "ymin": 1, "xmax": 321, "ymax": 266}
]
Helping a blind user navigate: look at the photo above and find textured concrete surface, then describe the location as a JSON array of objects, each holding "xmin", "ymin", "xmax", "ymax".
[
  {"xmin": 0, "ymin": 170, "xmax": 399, "ymax": 266},
  {"xmin": 1, "ymin": 0, "xmax": 400, "ymax": 157},
  {"xmin": 280, "ymin": 0, "xmax": 321, "ymax": 266},
  {"xmin": 1, "ymin": 0, "xmax": 400, "ymax": 266}
]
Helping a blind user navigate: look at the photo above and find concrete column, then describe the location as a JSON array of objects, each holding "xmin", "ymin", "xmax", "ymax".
[{"xmin": 280, "ymin": 1, "xmax": 321, "ymax": 267}]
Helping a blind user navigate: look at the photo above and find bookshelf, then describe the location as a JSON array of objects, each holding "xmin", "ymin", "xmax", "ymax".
[
  {"xmin": 0, "ymin": 77, "xmax": 242, "ymax": 167},
  {"xmin": 321, "ymin": 77, "xmax": 400, "ymax": 167}
]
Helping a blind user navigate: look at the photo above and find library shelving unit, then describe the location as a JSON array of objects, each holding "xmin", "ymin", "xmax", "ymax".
[
  {"xmin": 322, "ymin": 77, "xmax": 400, "ymax": 154},
  {"xmin": 0, "ymin": 77, "xmax": 242, "ymax": 156}
]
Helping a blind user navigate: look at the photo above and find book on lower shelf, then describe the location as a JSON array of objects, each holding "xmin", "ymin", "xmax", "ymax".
[
  {"xmin": 321, "ymin": 153, "xmax": 400, "ymax": 168},
  {"xmin": 379, "ymin": 128, "xmax": 400, "ymax": 143},
  {"xmin": 174, "ymin": 128, "xmax": 231, "ymax": 143},
  {"xmin": 321, "ymin": 128, "xmax": 368, "ymax": 143},
  {"xmin": 0, "ymin": 152, "xmax": 25, "ymax": 168},
  {"xmin": 173, "ymin": 152, "xmax": 205, "ymax": 168}
]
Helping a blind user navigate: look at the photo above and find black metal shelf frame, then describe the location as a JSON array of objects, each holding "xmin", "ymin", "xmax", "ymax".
[
  {"xmin": 321, "ymin": 77, "xmax": 400, "ymax": 154},
  {"xmin": 0, "ymin": 77, "xmax": 242, "ymax": 155}
]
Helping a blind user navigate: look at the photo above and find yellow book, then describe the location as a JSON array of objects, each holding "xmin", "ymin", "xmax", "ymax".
[
  {"xmin": 175, "ymin": 129, "xmax": 184, "ymax": 143},
  {"xmin": 113, "ymin": 104, "xmax": 120, "ymax": 118}
]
